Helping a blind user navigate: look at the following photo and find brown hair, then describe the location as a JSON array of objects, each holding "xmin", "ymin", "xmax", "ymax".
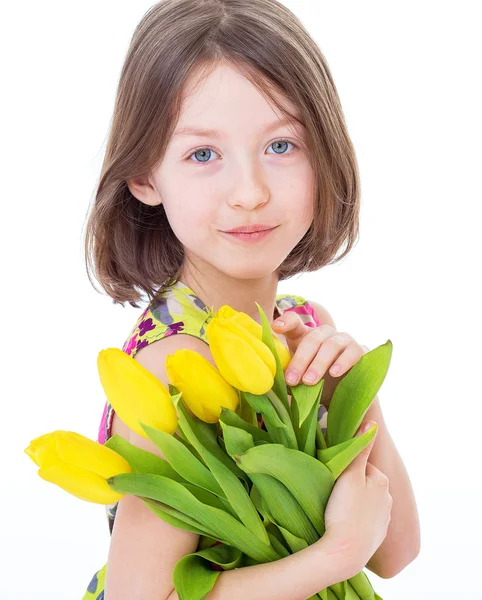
[{"xmin": 83, "ymin": 0, "xmax": 360, "ymax": 308}]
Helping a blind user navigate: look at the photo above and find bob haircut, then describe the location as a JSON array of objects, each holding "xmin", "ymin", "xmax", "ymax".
[{"xmin": 83, "ymin": 0, "xmax": 360, "ymax": 308}]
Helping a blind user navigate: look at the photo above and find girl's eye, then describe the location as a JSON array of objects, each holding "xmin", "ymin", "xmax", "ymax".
[{"xmin": 186, "ymin": 138, "xmax": 297, "ymax": 164}]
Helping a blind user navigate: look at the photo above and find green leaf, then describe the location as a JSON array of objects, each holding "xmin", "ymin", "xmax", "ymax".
[
  {"xmin": 234, "ymin": 443, "xmax": 334, "ymax": 537},
  {"xmin": 319, "ymin": 425, "xmax": 379, "ymax": 480},
  {"xmin": 346, "ymin": 581, "xmax": 362, "ymax": 599},
  {"xmin": 329, "ymin": 580, "xmax": 348, "ymax": 599},
  {"xmin": 197, "ymin": 535, "xmax": 220, "ymax": 551},
  {"xmin": 107, "ymin": 472, "xmax": 280, "ymax": 564},
  {"xmin": 277, "ymin": 525, "xmax": 309, "ymax": 554},
  {"xmin": 173, "ymin": 543, "xmax": 244, "ymax": 600},
  {"xmin": 265, "ymin": 389, "xmax": 299, "ymax": 449},
  {"xmin": 347, "ymin": 569, "xmax": 377, "ymax": 600},
  {"xmin": 234, "ymin": 388, "xmax": 258, "ymax": 426},
  {"xmin": 104, "ymin": 434, "xmax": 188, "ymax": 483},
  {"xmin": 172, "ymin": 390, "xmax": 251, "ymax": 486},
  {"xmin": 172, "ymin": 395, "xmax": 271, "ymax": 548},
  {"xmin": 242, "ymin": 391, "xmax": 287, "ymax": 428},
  {"xmin": 139, "ymin": 496, "xmax": 218, "ymax": 539},
  {"xmin": 220, "ymin": 422, "xmax": 255, "ymax": 457},
  {"xmin": 256, "ymin": 301, "xmax": 290, "ymax": 410},
  {"xmin": 139, "ymin": 421, "xmax": 226, "ymax": 499},
  {"xmin": 249, "ymin": 472, "xmax": 319, "ymax": 545},
  {"xmin": 182, "ymin": 483, "xmax": 240, "ymax": 519},
  {"xmin": 173, "ymin": 431, "xmax": 206, "ymax": 464},
  {"xmin": 315, "ymin": 424, "xmax": 328, "ymax": 451},
  {"xmin": 290, "ymin": 379, "xmax": 324, "ymax": 428},
  {"xmin": 326, "ymin": 341, "xmax": 392, "ymax": 447},
  {"xmin": 290, "ymin": 386, "xmax": 323, "ymax": 457},
  {"xmin": 242, "ymin": 390, "xmax": 291, "ymax": 446},
  {"xmin": 219, "ymin": 406, "xmax": 272, "ymax": 444}
]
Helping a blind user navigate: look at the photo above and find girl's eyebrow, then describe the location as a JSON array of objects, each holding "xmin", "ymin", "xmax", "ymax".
[{"xmin": 173, "ymin": 116, "xmax": 303, "ymax": 138}]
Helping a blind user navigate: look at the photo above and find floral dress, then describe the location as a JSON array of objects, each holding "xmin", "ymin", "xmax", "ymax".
[{"xmin": 83, "ymin": 280, "xmax": 327, "ymax": 599}]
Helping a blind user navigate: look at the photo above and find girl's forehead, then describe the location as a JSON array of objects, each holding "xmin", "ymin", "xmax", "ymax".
[{"xmin": 175, "ymin": 63, "xmax": 301, "ymax": 126}]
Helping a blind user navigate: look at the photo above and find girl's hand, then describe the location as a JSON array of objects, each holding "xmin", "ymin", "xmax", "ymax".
[
  {"xmin": 272, "ymin": 312, "xmax": 369, "ymax": 402},
  {"xmin": 322, "ymin": 420, "xmax": 393, "ymax": 579}
]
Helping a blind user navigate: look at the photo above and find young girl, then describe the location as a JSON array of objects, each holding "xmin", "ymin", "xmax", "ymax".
[{"xmin": 82, "ymin": 1, "xmax": 420, "ymax": 598}]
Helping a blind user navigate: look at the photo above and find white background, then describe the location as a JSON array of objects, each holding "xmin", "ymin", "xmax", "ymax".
[{"xmin": 2, "ymin": 1, "xmax": 481, "ymax": 598}]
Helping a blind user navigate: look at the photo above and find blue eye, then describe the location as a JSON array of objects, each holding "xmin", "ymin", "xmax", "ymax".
[
  {"xmin": 267, "ymin": 139, "xmax": 295, "ymax": 155},
  {"xmin": 187, "ymin": 138, "xmax": 297, "ymax": 164}
]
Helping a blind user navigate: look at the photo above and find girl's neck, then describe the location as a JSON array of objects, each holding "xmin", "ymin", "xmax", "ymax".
[{"xmin": 177, "ymin": 267, "xmax": 280, "ymax": 325}]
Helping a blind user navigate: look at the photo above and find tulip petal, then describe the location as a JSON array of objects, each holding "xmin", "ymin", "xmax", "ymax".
[
  {"xmin": 38, "ymin": 462, "xmax": 125, "ymax": 504},
  {"xmin": 206, "ymin": 314, "xmax": 277, "ymax": 393},
  {"xmin": 210, "ymin": 331, "xmax": 273, "ymax": 394},
  {"xmin": 217, "ymin": 306, "xmax": 291, "ymax": 371},
  {"xmin": 166, "ymin": 352, "xmax": 219, "ymax": 422},
  {"xmin": 24, "ymin": 433, "xmax": 58, "ymax": 469},
  {"xmin": 225, "ymin": 320, "xmax": 276, "ymax": 377},
  {"xmin": 167, "ymin": 350, "xmax": 239, "ymax": 423},
  {"xmin": 97, "ymin": 348, "xmax": 178, "ymax": 438},
  {"xmin": 54, "ymin": 431, "xmax": 132, "ymax": 479}
]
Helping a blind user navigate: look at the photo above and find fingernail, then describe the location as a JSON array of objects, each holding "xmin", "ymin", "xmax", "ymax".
[
  {"xmin": 303, "ymin": 370, "xmax": 317, "ymax": 383},
  {"xmin": 286, "ymin": 370, "xmax": 298, "ymax": 384},
  {"xmin": 361, "ymin": 421, "xmax": 374, "ymax": 433},
  {"xmin": 330, "ymin": 364, "xmax": 341, "ymax": 375}
]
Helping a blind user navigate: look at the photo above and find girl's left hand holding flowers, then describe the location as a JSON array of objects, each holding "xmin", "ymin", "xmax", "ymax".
[{"xmin": 271, "ymin": 312, "xmax": 369, "ymax": 404}]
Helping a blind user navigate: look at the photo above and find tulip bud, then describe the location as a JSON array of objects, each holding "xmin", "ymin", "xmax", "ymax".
[
  {"xmin": 97, "ymin": 348, "xmax": 178, "ymax": 439},
  {"xmin": 24, "ymin": 430, "xmax": 131, "ymax": 504},
  {"xmin": 165, "ymin": 349, "xmax": 239, "ymax": 423},
  {"xmin": 206, "ymin": 309, "xmax": 277, "ymax": 395}
]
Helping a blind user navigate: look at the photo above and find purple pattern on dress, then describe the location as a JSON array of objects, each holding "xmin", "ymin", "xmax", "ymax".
[
  {"xmin": 139, "ymin": 317, "xmax": 156, "ymax": 337},
  {"xmin": 167, "ymin": 321, "xmax": 185, "ymax": 335},
  {"xmin": 123, "ymin": 333, "xmax": 138, "ymax": 356},
  {"xmin": 136, "ymin": 338, "xmax": 149, "ymax": 353}
]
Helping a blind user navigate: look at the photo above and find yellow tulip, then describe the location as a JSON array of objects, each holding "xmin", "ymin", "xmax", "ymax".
[
  {"xmin": 165, "ymin": 349, "xmax": 239, "ymax": 423},
  {"xmin": 97, "ymin": 348, "xmax": 178, "ymax": 439},
  {"xmin": 216, "ymin": 305, "xmax": 292, "ymax": 370},
  {"xmin": 24, "ymin": 430, "xmax": 131, "ymax": 504},
  {"xmin": 205, "ymin": 309, "xmax": 277, "ymax": 395}
]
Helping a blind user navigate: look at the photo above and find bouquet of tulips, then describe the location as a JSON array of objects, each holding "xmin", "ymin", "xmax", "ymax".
[{"xmin": 25, "ymin": 302, "xmax": 392, "ymax": 600}]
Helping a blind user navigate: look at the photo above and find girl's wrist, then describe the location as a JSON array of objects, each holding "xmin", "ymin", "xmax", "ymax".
[{"xmin": 315, "ymin": 533, "xmax": 360, "ymax": 584}]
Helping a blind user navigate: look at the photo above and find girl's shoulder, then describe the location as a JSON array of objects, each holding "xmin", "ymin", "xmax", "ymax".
[{"xmin": 120, "ymin": 281, "xmax": 214, "ymax": 358}]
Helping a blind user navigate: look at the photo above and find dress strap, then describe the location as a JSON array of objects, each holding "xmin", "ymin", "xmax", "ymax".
[{"xmin": 275, "ymin": 293, "xmax": 322, "ymax": 328}]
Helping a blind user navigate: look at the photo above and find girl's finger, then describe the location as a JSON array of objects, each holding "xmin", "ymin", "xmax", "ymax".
[
  {"xmin": 308, "ymin": 341, "xmax": 364, "ymax": 383},
  {"xmin": 271, "ymin": 312, "xmax": 310, "ymax": 345},
  {"xmin": 285, "ymin": 330, "xmax": 347, "ymax": 386}
]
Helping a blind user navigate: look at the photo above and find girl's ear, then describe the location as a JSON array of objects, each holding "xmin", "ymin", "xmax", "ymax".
[{"xmin": 126, "ymin": 176, "xmax": 162, "ymax": 207}]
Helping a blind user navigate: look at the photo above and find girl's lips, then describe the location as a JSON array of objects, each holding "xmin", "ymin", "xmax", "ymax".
[{"xmin": 220, "ymin": 226, "xmax": 278, "ymax": 243}]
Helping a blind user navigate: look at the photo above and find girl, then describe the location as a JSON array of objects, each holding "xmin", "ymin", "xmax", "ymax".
[{"xmin": 82, "ymin": 0, "xmax": 420, "ymax": 598}]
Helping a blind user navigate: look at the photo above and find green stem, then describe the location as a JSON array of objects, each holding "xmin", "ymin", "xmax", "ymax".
[
  {"xmin": 266, "ymin": 389, "xmax": 299, "ymax": 450},
  {"xmin": 315, "ymin": 423, "xmax": 328, "ymax": 450}
]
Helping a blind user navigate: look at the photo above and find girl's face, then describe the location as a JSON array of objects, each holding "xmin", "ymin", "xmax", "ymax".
[{"xmin": 139, "ymin": 63, "xmax": 314, "ymax": 281}]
